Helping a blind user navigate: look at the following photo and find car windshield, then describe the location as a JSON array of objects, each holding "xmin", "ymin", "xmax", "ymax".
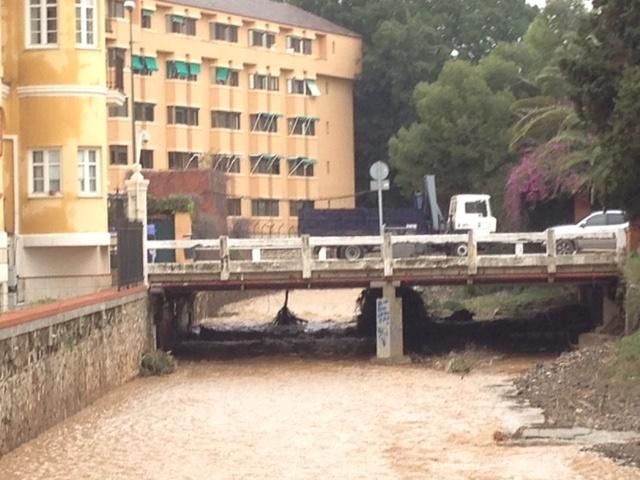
[{"xmin": 464, "ymin": 200, "xmax": 487, "ymax": 216}]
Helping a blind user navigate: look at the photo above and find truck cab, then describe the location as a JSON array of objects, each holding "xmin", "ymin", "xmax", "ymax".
[{"xmin": 447, "ymin": 194, "xmax": 497, "ymax": 234}]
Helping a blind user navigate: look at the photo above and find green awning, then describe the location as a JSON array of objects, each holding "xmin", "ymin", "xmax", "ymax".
[
  {"xmin": 306, "ymin": 79, "xmax": 321, "ymax": 97},
  {"xmin": 171, "ymin": 15, "xmax": 184, "ymax": 23},
  {"xmin": 216, "ymin": 67, "xmax": 230, "ymax": 82},
  {"xmin": 258, "ymin": 112, "xmax": 283, "ymax": 118},
  {"xmin": 142, "ymin": 9, "xmax": 154, "ymax": 16},
  {"xmin": 189, "ymin": 63, "xmax": 201, "ymax": 75},
  {"xmin": 174, "ymin": 61, "xmax": 189, "ymax": 76},
  {"xmin": 144, "ymin": 57, "xmax": 158, "ymax": 71},
  {"xmin": 132, "ymin": 55, "xmax": 144, "ymax": 71}
]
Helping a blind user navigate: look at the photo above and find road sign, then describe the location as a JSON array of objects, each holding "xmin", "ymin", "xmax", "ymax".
[
  {"xmin": 369, "ymin": 161, "xmax": 389, "ymax": 181},
  {"xmin": 370, "ymin": 180, "xmax": 390, "ymax": 191}
]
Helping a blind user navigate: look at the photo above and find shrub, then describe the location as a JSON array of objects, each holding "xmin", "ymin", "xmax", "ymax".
[{"xmin": 140, "ymin": 351, "xmax": 177, "ymax": 377}]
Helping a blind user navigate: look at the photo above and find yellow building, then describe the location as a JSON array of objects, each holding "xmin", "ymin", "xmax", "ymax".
[
  {"xmin": 105, "ymin": 0, "xmax": 362, "ymax": 236},
  {"xmin": 1, "ymin": 0, "xmax": 111, "ymax": 304}
]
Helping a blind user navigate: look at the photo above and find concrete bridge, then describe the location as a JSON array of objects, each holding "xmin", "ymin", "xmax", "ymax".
[{"xmin": 147, "ymin": 230, "xmax": 626, "ymax": 360}]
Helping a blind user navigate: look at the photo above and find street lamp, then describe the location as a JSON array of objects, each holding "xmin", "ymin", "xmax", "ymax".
[{"xmin": 124, "ymin": 0, "xmax": 137, "ymax": 165}]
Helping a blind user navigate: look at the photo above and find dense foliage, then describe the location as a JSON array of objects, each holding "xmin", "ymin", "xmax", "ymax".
[
  {"xmin": 562, "ymin": 0, "xmax": 640, "ymax": 218},
  {"xmin": 283, "ymin": 0, "xmax": 536, "ymax": 201}
]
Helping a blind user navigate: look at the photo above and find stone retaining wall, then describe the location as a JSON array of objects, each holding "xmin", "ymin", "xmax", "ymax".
[{"xmin": 0, "ymin": 287, "xmax": 152, "ymax": 455}]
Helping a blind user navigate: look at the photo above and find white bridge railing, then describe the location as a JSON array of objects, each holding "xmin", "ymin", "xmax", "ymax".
[{"xmin": 147, "ymin": 229, "xmax": 626, "ymax": 281}]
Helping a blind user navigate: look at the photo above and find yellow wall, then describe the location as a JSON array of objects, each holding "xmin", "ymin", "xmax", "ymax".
[
  {"xmin": 107, "ymin": 2, "xmax": 362, "ymax": 236},
  {"xmin": 3, "ymin": 0, "xmax": 109, "ymax": 235}
]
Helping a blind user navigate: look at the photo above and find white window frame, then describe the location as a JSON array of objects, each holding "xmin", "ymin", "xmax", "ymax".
[
  {"xmin": 26, "ymin": 0, "xmax": 58, "ymax": 48},
  {"xmin": 78, "ymin": 148, "xmax": 100, "ymax": 196},
  {"xmin": 76, "ymin": 0, "xmax": 97, "ymax": 48},
  {"xmin": 29, "ymin": 149, "xmax": 62, "ymax": 197}
]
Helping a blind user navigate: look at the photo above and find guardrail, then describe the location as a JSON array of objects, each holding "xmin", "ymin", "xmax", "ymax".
[{"xmin": 147, "ymin": 229, "xmax": 626, "ymax": 283}]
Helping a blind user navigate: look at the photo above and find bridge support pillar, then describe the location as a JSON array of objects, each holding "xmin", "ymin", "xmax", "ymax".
[{"xmin": 371, "ymin": 281, "xmax": 406, "ymax": 362}]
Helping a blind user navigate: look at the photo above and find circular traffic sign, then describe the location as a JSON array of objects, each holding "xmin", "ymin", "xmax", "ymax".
[{"xmin": 369, "ymin": 161, "xmax": 389, "ymax": 181}]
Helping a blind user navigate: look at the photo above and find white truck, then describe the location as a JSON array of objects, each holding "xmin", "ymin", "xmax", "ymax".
[{"xmin": 299, "ymin": 175, "xmax": 497, "ymax": 259}]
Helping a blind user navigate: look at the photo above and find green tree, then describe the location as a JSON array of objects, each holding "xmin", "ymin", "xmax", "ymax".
[
  {"xmin": 389, "ymin": 61, "xmax": 515, "ymax": 201},
  {"xmin": 561, "ymin": 0, "xmax": 640, "ymax": 216},
  {"xmin": 284, "ymin": 0, "xmax": 536, "ymax": 201}
]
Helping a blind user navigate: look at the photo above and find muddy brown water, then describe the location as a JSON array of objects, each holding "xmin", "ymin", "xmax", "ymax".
[{"xmin": 1, "ymin": 357, "xmax": 639, "ymax": 480}]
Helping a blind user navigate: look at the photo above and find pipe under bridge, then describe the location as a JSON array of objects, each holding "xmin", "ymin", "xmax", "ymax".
[{"xmin": 147, "ymin": 230, "xmax": 626, "ymax": 360}]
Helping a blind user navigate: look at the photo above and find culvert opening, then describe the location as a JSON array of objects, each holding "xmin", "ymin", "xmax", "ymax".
[{"xmin": 176, "ymin": 286, "xmax": 599, "ymax": 359}]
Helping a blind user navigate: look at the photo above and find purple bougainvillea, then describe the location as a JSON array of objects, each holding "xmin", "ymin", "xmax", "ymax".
[{"xmin": 505, "ymin": 143, "xmax": 584, "ymax": 228}]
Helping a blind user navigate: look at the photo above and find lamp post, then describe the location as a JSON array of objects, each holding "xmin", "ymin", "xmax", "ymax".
[{"xmin": 124, "ymin": 0, "xmax": 137, "ymax": 165}]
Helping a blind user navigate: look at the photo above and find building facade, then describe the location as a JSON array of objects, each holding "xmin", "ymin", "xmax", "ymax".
[
  {"xmin": 1, "ymin": 0, "xmax": 111, "ymax": 305},
  {"xmin": 0, "ymin": 0, "xmax": 360, "ymax": 306},
  {"xmin": 105, "ymin": 0, "xmax": 361, "ymax": 236}
]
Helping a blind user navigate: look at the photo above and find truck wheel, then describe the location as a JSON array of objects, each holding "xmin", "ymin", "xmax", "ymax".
[
  {"xmin": 340, "ymin": 245, "xmax": 364, "ymax": 260},
  {"xmin": 454, "ymin": 243, "xmax": 469, "ymax": 257},
  {"xmin": 556, "ymin": 240, "xmax": 576, "ymax": 255}
]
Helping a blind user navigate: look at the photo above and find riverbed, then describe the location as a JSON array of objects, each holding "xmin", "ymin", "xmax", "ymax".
[{"xmin": 1, "ymin": 357, "xmax": 638, "ymax": 479}]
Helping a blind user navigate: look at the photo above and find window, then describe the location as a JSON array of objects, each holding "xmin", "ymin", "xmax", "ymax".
[
  {"xmin": 227, "ymin": 198, "xmax": 242, "ymax": 216},
  {"xmin": 289, "ymin": 200, "xmax": 314, "ymax": 217},
  {"xmin": 252, "ymin": 199, "xmax": 279, "ymax": 217},
  {"xmin": 287, "ymin": 36, "xmax": 312, "ymax": 55},
  {"xmin": 250, "ymin": 30, "xmax": 276, "ymax": 48},
  {"xmin": 167, "ymin": 15, "xmax": 196, "ymax": 35},
  {"xmin": 212, "ymin": 23, "xmax": 238, "ymax": 42},
  {"xmin": 108, "ymin": 98, "xmax": 128, "ymax": 117},
  {"xmin": 107, "ymin": 0, "xmax": 124, "ymax": 18},
  {"xmin": 288, "ymin": 158, "xmax": 315, "ymax": 177},
  {"xmin": 75, "ymin": 0, "xmax": 96, "ymax": 46},
  {"xmin": 607, "ymin": 212, "xmax": 626, "ymax": 225},
  {"xmin": 250, "ymin": 155, "xmax": 280, "ymax": 175},
  {"xmin": 109, "ymin": 145, "xmax": 128, "ymax": 165},
  {"xmin": 78, "ymin": 148, "xmax": 99, "ymax": 194},
  {"xmin": 211, "ymin": 111, "xmax": 241, "ymax": 129},
  {"xmin": 465, "ymin": 201, "xmax": 488, "ymax": 216},
  {"xmin": 250, "ymin": 113, "xmax": 279, "ymax": 133},
  {"xmin": 167, "ymin": 106, "xmax": 199, "ymax": 126},
  {"xmin": 250, "ymin": 74, "xmax": 279, "ymax": 91},
  {"xmin": 167, "ymin": 60, "xmax": 199, "ymax": 80},
  {"xmin": 141, "ymin": 9, "xmax": 152, "ymax": 29},
  {"xmin": 134, "ymin": 102, "xmax": 155, "ymax": 122},
  {"xmin": 107, "ymin": 47, "xmax": 126, "ymax": 67},
  {"xmin": 288, "ymin": 79, "xmax": 306, "ymax": 95},
  {"xmin": 584, "ymin": 213, "xmax": 606, "ymax": 227},
  {"xmin": 140, "ymin": 149, "xmax": 154, "ymax": 169},
  {"xmin": 168, "ymin": 151, "xmax": 199, "ymax": 170},
  {"xmin": 288, "ymin": 79, "xmax": 320, "ymax": 96},
  {"xmin": 213, "ymin": 67, "xmax": 239, "ymax": 86},
  {"xmin": 212, "ymin": 154, "xmax": 241, "ymax": 173},
  {"xmin": 28, "ymin": 0, "xmax": 58, "ymax": 46},
  {"xmin": 30, "ymin": 149, "xmax": 61, "ymax": 195},
  {"xmin": 288, "ymin": 117, "xmax": 316, "ymax": 136}
]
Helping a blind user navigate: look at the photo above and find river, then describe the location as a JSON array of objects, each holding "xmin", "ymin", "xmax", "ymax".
[{"xmin": 1, "ymin": 357, "xmax": 638, "ymax": 480}]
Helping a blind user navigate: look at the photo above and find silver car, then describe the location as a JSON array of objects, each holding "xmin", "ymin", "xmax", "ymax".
[{"xmin": 550, "ymin": 210, "xmax": 628, "ymax": 254}]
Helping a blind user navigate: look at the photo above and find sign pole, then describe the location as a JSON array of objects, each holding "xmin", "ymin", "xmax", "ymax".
[
  {"xmin": 369, "ymin": 161, "xmax": 390, "ymax": 239},
  {"xmin": 377, "ymin": 183, "xmax": 384, "ymax": 237}
]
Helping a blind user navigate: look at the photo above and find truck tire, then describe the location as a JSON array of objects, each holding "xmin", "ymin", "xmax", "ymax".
[
  {"xmin": 339, "ymin": 245, "xmax": 364, "ymax": 260},
  {"xmin": 454, "ymin": 243, "xmax": 469, "ymax": 257}
]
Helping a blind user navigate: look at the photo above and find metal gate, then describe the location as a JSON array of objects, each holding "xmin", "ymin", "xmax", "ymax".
[{"xmin": 116, "ymin": 221, "xmax": 144, "ymax": 288}]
